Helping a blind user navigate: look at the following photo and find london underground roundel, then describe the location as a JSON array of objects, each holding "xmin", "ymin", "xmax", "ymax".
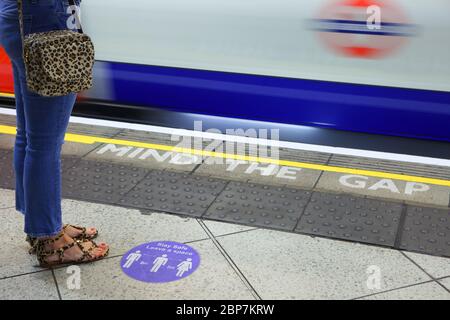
[{"xmin": 312, "ymin": 0, "xmax": 417, "ymax": 59}]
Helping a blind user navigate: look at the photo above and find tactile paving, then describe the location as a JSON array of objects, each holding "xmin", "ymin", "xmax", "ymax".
[
  {"xmin": 295, "ymin": 192, "xmax": 403, "ymax": 246},
  {"xmin": 61, "ymin": 156, "xmax": 81, "ymax": 172},
  {"xmin": 398, "ymin": 206, "xmax": 450, "ymax": 257},
  {"xmin": 0, "ymin": 151, "xmax": 82, "ymax": 190},
  {"xmin": 204, "ymin": 181, "xmax": 311, "ymax": 230},
  {"xmin": 62, "ymin": 159, "xmax": 148, "ymax": 204},
  {"xmin": 118, "ymin": 170, "xmax": 228, "ymax": 217}
]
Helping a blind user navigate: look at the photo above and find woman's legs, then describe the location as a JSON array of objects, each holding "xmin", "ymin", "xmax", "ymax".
[
  {"xmin": 1, "ymin": 0, "xmax": 74, "ymax": 237},
  {"xmin": 8, "ymin": 31, "xmax": 76, "ymax": 237},
  {"xmin": 0, "ymin": 0, "xmax": 108, "ymax": 266},
  {"xmin": 20, "ymin": 72, "xmax": 77, "ymax": 237},
  {"xmin": 1, "ymin": 0, "xmax": 96, "ymax": 238},
  {"xmin": 12, "ymin": 61, "xmax": 26, "ymax": 216}
]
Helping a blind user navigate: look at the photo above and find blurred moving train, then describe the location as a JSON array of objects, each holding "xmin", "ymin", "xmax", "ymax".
[{"xmin": 1, "ymin": 0, "xmax": 449, "ymax": 141}]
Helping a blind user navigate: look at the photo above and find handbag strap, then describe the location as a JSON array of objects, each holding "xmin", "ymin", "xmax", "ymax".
[{"xmin": 17, "ymin": 0, "xmax": 84, "ymax": 44}]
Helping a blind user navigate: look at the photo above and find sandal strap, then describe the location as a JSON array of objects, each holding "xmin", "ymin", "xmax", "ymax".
[
  {"xmin": 63, "ymin": 224, "xmax": 97, "ymax": 239},
  {"xmin": 63, "ymin": 224, "xmax": 84, "ymax": 232},
  {"xmin": 30, "ymin": 229, "xmax": 64, "ymax": 253},
  {"xmin": 34, "ymin": 233, "xmax": 107, "ymax": 267},
  {"xmin": 39, "ymin": 230, "xmax": 65, "ymax": 245},
  {"xmin": 26, "ymin": 235, "xmax": 37, "ymax": 254},
  {"xmin": 38, "ymin": 241, "xmax": 77, "ymax": 258},
  {"xmin": 28, "ymin": 224, "xmax": 98, "ymax": 252},
  {"xmin": 34, "ymin": 230, "xmax": 72, "ymax": 265},
  {"xmin": 74, "ymin": 239, "xmax": 101, "ymax": 263},
  {"xmin": 63, "ymin": 224, "xmax": 86, "ymax": 235}
]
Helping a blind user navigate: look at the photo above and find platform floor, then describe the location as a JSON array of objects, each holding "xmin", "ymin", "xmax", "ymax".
[{"xmin": 0, "ymin": 112, "xmax": 449, "ymax": 300}]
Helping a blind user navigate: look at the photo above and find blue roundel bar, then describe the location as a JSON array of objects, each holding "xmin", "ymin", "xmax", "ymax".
[
  {"xmin": 105, "ymin": 61, "xmax": 450, "ymax": 142},
  {"xmin": 309, "ymin": 19, "xmax": 419, "ymax": 37}
]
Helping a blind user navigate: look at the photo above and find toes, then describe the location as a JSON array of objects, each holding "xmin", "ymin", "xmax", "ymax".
[
  {"xmin": 87, "ymin": 227, "xmax": 97, "ymax": 236},
  {"xmin": 99, "ymin": 243, "xmax": 109, "ymax": 252},
  {"xmin": 92, "ymin": 246, "xmax": 108, "ymax": 257},
  {"xmin": 66, "ymin": 225, "xmax": 98, "ymax": 238},
  {"xmin": 84, "ymin": 241, "xmax": 109, "ymax": 257},
  {"xmin": 97, "ymin": 243, "xmax": 109, "ymax": 253}
]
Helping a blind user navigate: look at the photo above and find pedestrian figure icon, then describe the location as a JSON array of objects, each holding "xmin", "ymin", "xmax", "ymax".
[
  {"xmin": 121, "ymin": 241, "xmax": 200, "ymax": 283},
  {"xmin": 176, "ymin": 258, "xmax": 193, "ymax": 277},
  {"xmin": 123, "ymin": 250, "xmax": 141, "ymax": 268},
  {"xmin": 151, "ymin": 254, "xmax": 168, "ymax": 273}
]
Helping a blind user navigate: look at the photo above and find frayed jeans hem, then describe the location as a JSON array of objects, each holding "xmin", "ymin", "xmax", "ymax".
[{"xmin": 26, "ymin": 225, "xmax": 62, "ymax": 238}]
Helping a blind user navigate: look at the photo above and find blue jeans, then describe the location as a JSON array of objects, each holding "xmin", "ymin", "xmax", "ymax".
[{"xmin": 0, "ymin": 0, "xmax": 82, "ymax": 237}]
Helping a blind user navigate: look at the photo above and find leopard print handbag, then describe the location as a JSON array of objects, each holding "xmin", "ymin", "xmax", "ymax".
[{"xmin": 17, "ymin": 0, "xmax": 94, "ymax": 97}]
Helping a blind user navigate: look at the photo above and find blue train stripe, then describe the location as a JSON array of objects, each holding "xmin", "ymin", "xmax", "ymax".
[{"xmin": 98, "ymin": 61, "xmax": 450, "ymax": 142}]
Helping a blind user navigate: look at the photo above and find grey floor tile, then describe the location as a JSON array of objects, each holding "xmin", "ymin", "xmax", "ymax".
[
  {"xmin": 0, "ymin": 207, "xmax": 41, "ymax": 279},
  {"xmin": 61, "ymin": 199, "xmax": 209, "ymax": 256},
  {"xmin": 0, "ymin": 271, "xmax": 59, "ymax": 300},
  {"xmin": 358, "ymin": 282, "xmax": 450, "ymax": 300},
  {"xmin": 439, "ymin": 277, "xmax": 450, "ymax": 290},
  {"xmin": 0, "ymin": 188, "xmax": 15, "ymax": 209},
  {"xmin": 202, "ymin": 220, "xmax": 258, "ymax": 237},
  {"xmin": 54, "ymin": 240, "xmax": 256, "ymax": 300},
  {"xmin": 217, "ymin": 229, "xmax": 431, "ymax": 300},
  {"xmin": 404, "ymin": 252, "xmax": 450, "ymax": 279}
]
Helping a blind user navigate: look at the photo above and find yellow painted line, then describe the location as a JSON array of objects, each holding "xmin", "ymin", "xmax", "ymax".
[
  {"xmin": 0, "ymin": 92, "xmax": 15, "ymax": 98},
  {"xmin": 0, "ymin": 125, "xmax": 16, "ymax": 134},
  {"xmin": 1, "ymin": 124, "xmax": 450, "ymax": 187}
]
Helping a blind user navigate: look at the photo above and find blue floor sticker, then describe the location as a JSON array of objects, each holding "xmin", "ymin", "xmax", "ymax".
[{"xmin": 120, "ymin": 241, "xmax": 200, "ymax": 283}]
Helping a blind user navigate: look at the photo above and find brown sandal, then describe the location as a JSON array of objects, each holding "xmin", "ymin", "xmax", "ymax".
[
  {"xmin": 26, "ymin": 224, "xmax": 98, "ymax": 254},
  {"xmin": 32, "ymin": 230, "xmax": 109, "ymax": 268}
]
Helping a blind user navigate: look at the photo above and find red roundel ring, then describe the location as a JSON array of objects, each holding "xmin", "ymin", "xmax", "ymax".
[{"xmin": 314, "ymin": 0, "xmax": 412, "ymax": 59}]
